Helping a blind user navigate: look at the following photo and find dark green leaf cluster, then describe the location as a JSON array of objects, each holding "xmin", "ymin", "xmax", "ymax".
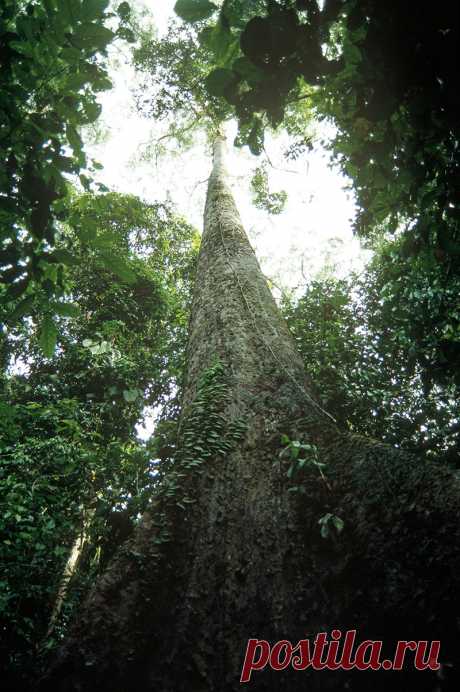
[
  {"xmin": 172, "ymin": 0, "xmax": 329, "ymax": 152},
  {"xmin": 0, "ymin": 398, "xmax": 103, "ymax": 677},
  {"xmin": 0, "ymin": 0, "xmax": 135, "ymax": 328},
  {"xmin": 173, "ymin": 0, "xmax": 459, "ymax": 286},
  {"xmin": 152, "ymin": 360, "xmax": 246, "ymax": 510},
  {"xmin": 0, "ymin": 191, "xmax": 198, "ymax": 681},
  {"xmin": 174, "ymin": 0, "xmax": 218, "ymax": 24},
  {"xmin": 283, "ymin": 273, "xmax": 460, "ymax": 466}
]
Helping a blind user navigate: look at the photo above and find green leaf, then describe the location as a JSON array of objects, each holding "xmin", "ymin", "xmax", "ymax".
[
  {"xmin": 66, "ymin": 72, "xmax": 90, "ymax": 91},
  {"xmin": 89, "ymin": 230, "xmax": 118, "ymax": 248},
  {"xmin": 81, "ymin": 0, "xmax": 110, "ymax": 20},
  {"xmin": 72, "ymin": 23, "xmax": 115, "ymax": 50},
  {"xmin": 8, "ymin": 296, "xmax": 34, "ymax": 323},
  {"xmin": 16, "ymin": 16, "xmax": 35, "ymax": 41},
  {"xmin": 49, "ymin": 249, "xmax": 79, "ymax": 266},
  {"xmin": 99, "ymin": 251, "xmax": 136, "ymax": 283},
  {"xmin": 66, "ymin": 124, "xmax": 83, "ymax": 153},
  {"xmin": 39, "ymin": 316, "xmax": 58, "ymax": 358},
  {"xmin": 50, "ymin": 301, "xmax": 79, "ymax": 318},
  {"xmin": 221, "ymin": 0, "xmax": 246, "ymax": 28},
  {"xmin": 199, "ymin": 23, "xmax": 235, "ymax": 62},
  {"xmin": 4, "ymin": 278, "xmax": 31, "ymax": 302},
  {"xmin": 123, "ymin": 388, "xmax": 140, "ymax": 402},
  {"xmin": 57, "ymin": 0, "xmax": 81, "ymax": 27},
  {"xmin": 89, "ymin": 341, "xmax": 110, "ymax": 355},
  {"xmin": 232, "ymin": 57, "xmax": 264, "ymax": 85},
  {"xmin": 205, "ymin": 68, "xmax": 236, "ymax": 97},
  {"xmin": 79, "ymin": 174, "xmax": 92, "ymax": 191},
  {"xmin": 41, "ymin": 263, "xmax": 59, "ymax": 284},
  {"xmin": 240, "ymin": 16, "xmax": 271, "ymax": 64},
  {"xmin": 117, "ymin": 26, "xmax": 135, "ymax": 42},
  {"xmin": 290, "ymin": 445, "xmax": 299, "ymax": 459},
  {"xmin": 174, "ymin": 0, "xmax": 217, "ymax": 23},
  {"xmin": 117, "ymin": 2, "xmax": 131, "ymax": 19},
  {"xmin": 332, "ymin": 515, "xmax": 344, "ymax": 534},
  {"xmin": 43, "ymin": 0, "xmax": 58, "ymax": 17},
  {"xmin": 96, "ymin": 183, "xmax": 110, "ymax": 193},
  {"xmin": 248, "ymin": 118, "xmax": 264, "ymax": 155},
  {"xmin": 198, "ymin": 25, "xmax": 216, "ymax": 49},
  {"xmin": 83, "ymin": 100, "xmax": 103, "ymax": 124}
]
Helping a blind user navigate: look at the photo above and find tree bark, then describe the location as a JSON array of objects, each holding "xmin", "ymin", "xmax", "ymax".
[
  {"xmin": 42, "ymin": 504, "xmax": 95, "ymax": 643},
  {"xmin": 39, "ymin": 138, "xmax": 460, "ymax": 692}
]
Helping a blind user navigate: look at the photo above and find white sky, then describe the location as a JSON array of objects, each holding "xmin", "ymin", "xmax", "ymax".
[{"xmin": 86, "ymin": 0, "xmax": 369, "ymax": 297}]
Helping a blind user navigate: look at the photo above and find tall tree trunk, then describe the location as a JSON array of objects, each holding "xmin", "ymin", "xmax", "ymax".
[
  {"xmin": 40, "ymin": 138, "xmax": 460, "ymax": 692},
  {"xmin": 42, "ymin": 504, "xmax": 96, "ymax": 643}
]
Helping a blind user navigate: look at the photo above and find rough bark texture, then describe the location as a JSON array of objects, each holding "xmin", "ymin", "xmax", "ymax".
[
  {"xmin": 43, "ymin": 506, "xmax": 94, "ymax": 642},
  {"xmin": 38, "ymin": 139, "xmax": 460, "ymax": 692}
]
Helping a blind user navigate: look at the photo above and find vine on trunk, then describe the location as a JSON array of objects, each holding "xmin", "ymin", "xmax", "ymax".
[{"xmin": 154, "ymin": 359, "xmax": 247, "ymax": 513}]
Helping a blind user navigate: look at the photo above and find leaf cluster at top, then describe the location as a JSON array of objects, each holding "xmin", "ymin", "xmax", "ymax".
[{"xmin": 1, "ymin": 0, "xmax": 136, "ymax": 329}]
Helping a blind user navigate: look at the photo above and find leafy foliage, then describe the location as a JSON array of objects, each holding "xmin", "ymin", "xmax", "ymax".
[
  {"xmin": 3, "ymin": 2, "xmax": 460, "ymax": 687},
  {"xmin": 250, "ymin": 162, "xmax": 287, "ymax": 215},
  {"xmin": 174, "ymin": 0, "xmax": 218, "ymax": 24},
  {"xmin": 167, "ymin": 0, "xmax": 324, "ymax": 152},
  {"xmin": 0, "ymin": 397, "xmax": 104, "ymax": 674},
  {"xmin": 133, "ymin": 20, "xmax": 232, "ymax": 141},
  {"xmin": 283, "ymin": 274, "xmax": 460, "ymax": 466},
  {"xmin": 1, "ymin": 191, "xmax": 198, "ymax": 682},
  {"xmin": 165, "ymin": 0, "xmax": 460, "ymax": 282},
  {"xmin": 149, "ymin": 360, "xmax": 246, "ymax": 514},
  {"xmin": 0, "ymin": 0, "xmax": 134, "ymax": 327}
]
